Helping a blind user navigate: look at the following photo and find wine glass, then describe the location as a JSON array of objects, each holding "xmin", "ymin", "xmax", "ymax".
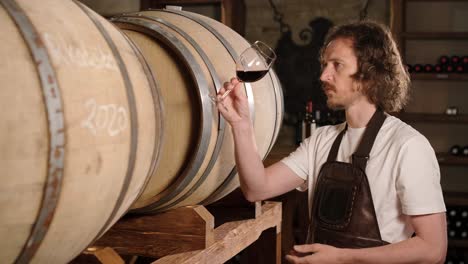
[{"xmin": 210, "ymin": 40, "xmax": 276, "ymax": 103}]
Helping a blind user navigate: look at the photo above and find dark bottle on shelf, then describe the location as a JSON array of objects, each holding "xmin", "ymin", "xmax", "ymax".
[
  {"xmin": 462, "ymin": 55, "xmax": 468, "ymax": 72},
  {"xmin": 413, "ymin": 64, "xmax": 423, "ymax": 73},
  {"xmin": 451, "ymin": 55, "xmax": 461, "ymax": 65},
  {"xmin": 456, "ymin": 65, "xmax": 464, "ymax": 73},
  {"xmin": 444, "ymin": 64, "xmax": 455, "ymax": 73},
  {"xmin": 462, "ymin": 146, "xmax": 468, "ymax": 156},
  {"xmin": 434, "ymin": 64, "xmax": 443, "ymax": 73},
  {"xmin": 314, "ymin": 107, "xmax": 322, "ymax": 127},
  {"xmin": 300, "ymin": 100, "xmax": 315, "ymax": 142},
  {"xmin": 300, "ymin": 107, "xmax": 308, "ymax": 142},
  {"xmin": 448, "ymin": 228, "xmax": 457, "ymax": 239},
  {"xmin": 450, "ymin": 145, "xmax": 461, "ymax": 156},
  {"xmin": 296, "ymin": 114, "xmax": 305, "ymax": 146},
  {"xmin": 447, "ymin": 207, "xmax": 459, "ymax": 239},
  {"xmin": 439, "ymin": 55, "xmax": 450, "ymax": 65},
  {"xmin": 461, "ymin": 209, "xmax": 468, "ymax": 219},
  {"xmin": 307, "ymin": 101, "xmax": 316, "ymax": 137},
  {"xmin": 423, "ymin": 64, "xmax": 433, "ymax": 72}
]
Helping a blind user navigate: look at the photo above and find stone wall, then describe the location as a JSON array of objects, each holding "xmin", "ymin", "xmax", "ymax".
[{"xmin": 244, "ymin": 0, "xmax": 389, "ymax": 48}]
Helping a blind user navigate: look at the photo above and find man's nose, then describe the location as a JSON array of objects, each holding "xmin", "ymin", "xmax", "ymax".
[{"xmin": 320, "ymin": 68, "xmax": 332, "ymax": 82}]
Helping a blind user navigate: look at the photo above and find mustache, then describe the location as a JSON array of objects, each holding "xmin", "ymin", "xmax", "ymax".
[{"xmin": 322, "ymin": 83, "xmax": 335, "ymax": 91}]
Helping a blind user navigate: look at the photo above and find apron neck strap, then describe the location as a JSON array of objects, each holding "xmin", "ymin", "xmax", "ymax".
[
  {"xmin": 326, "ymin": 124, "xmax": 347, "ymax": 163},
  {"xmin": 326, "ymin": 109, "xmax": 387, "ymax": 171}
]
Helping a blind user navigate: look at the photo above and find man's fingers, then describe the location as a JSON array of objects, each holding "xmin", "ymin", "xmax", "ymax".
[
  {"xmin": 293, "ymin": 243, "xmax": 321, "ymax": 253},
  {"xmin": 223, "ymin": 81, "xmax": 234, "ymax": 90},
  {"xmin": 217, "ymin": 87, "xmax": 226, "ymax": 96},
  {"xmin": 230, "ymin": 77, "xmax": 240, "ymax": 85},
  {"xmin": 285, "ymin": 254, "xmax": 306, "ymax": 264},
  {"xmin": 216, "ymin": 100, "xmax": 229, "ymax": 113}
]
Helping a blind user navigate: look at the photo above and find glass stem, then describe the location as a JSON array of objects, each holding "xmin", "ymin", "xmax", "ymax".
[{"xmin": 219, "ymin": 89, "xmax": 233, "ymax": 100}]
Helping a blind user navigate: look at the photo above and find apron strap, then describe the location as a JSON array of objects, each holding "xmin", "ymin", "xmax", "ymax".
[
  {"xmin": 326, "ymin": 109, "xmax": 387, "ymax": 170},
  {"xmin": 352, "ymin": 109, "xmax": 386, "ymax": 171},
  {"xmin": 326, "ymin": 123, "xmax": 347, "ymax": 162}
]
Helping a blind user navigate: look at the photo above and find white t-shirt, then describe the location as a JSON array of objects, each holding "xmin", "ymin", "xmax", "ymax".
[{"xmin": 281, "ymin": 114, "xmax": 446, "ymax": 243}]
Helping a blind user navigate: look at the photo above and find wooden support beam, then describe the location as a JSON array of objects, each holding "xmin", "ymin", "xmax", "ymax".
[
  {"xmin": 83, "ymin": 247, "xmax": 126, "ymax": 264},
  {"xmin": 74, "ymin": 195, "xmax": 282, "ymax": 264},
  {"xmin": 92, "ymin": 205, "xmax": 214, "ymax": 258},
  {"xmin": 153, "ymin": 202, "xmax": 282, "ymax": 264}
]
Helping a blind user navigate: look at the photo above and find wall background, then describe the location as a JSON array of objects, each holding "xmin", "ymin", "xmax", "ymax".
[{"xmin": 244, "ymin": 0, "xmax": 389, "ymax": 47}]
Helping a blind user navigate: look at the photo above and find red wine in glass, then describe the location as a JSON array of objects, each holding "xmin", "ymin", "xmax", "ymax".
[{"xmin": 236, "ymin": 70, "xmax": 269, "ymax": 82}]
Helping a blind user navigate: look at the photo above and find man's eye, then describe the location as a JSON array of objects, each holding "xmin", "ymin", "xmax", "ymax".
[{"xmin": 334, "ymin": 62, "xmax": 342, "ymax": 68}]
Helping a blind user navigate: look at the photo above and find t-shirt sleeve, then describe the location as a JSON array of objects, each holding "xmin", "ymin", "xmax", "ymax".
[
  {"xmin": 280, "ymin": 138, "xmax": 310, "ymax": 191},
  {"xmin": 396, "ymin": 135, "xmax": 446, "ymax": 215}
]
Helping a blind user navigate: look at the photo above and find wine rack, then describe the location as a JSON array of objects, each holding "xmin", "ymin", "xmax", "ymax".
[
  {"xmin": 445, "ymin": 192, "xmax": 468, "ymax": 246},
  {"xmin": 410, "ymin": 73, "xmax": 468, "ymax": 81},
  {"xmin": 391, "ymin": 1, "xmax": 468, "ymax": 260},
  {"xmin": 437, "ymin": 153, "xmax": 468, "ymax": 166},
  {"xmin": 395, "ymin": 112, "xmax": 468, "ymax": 124}
]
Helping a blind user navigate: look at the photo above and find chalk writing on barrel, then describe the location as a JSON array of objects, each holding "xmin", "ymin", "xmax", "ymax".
[{"xmin": 81, "ymin": 98, "xmax": 127, "ymax": 136}]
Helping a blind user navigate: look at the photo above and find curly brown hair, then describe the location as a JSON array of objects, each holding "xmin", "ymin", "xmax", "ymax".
[{"xmin": 320, "ymin": 20, "xmax": 410, "ymax": 112}]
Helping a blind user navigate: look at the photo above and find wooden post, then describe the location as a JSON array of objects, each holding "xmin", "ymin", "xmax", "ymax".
[{"xmin": 390, "ymin": 0, "xmax": 405, "ymax": 56}]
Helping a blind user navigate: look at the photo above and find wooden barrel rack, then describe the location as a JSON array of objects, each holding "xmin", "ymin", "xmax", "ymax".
[{"xmin": 72, "ymin": 196, "xmax": 282, "ymax": 264}]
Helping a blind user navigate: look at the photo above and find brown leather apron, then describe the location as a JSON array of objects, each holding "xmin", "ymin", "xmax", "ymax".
[{"xmin": 307, "ymin": 109, "xmax": 390, "ymax": 248}]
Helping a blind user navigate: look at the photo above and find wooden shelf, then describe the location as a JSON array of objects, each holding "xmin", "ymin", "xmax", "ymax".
[
  {"xmin": 444, "ymin": 191, "xmax": 468, "ymax": 206},
  {"xmin": 437, "ymin": 153, "xmax": 468, "ymax": 166},
  {"xmin": 448, "ymin": 239, "xmax": 468, "ymax": 249},
  {"xmin": 406, "ymin": 0, "xmax": 468, "ymax": 2},
  {"xmin": 411, "ymin": 73, "xmax": 468, "ymax": 81},
  {"xmin": 394, "ymin": 112, "xmax": 468, "ymax": 124},
  {"xmin": 145, "ymin": 0, "xmax": 222, "ymax": 4},
  {"xmin": 401, "ymin": 32, "xmax": 468, "ymax": 40}
]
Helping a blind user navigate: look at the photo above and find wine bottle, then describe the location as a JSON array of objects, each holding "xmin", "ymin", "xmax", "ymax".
[
  {"xmin": 449, "ymin": 229, "xmax": 457, "ymax": 238},
  {"xmin": 434, "ymin": 64, "xmax": 443, "ymax": 73},
  {"xmin": 306, "ymin": 100, "xmax": 316, "ymax": 137},
  {"xmin": 444, "ymin": 64, "xmax": 455, "ymax": 73},
  {"xmin": 301, "ymin": 105, "xmax": 307, "ymax": 142},
  {"xmin": 456, "ymin": 65, "xmax": 464, "ymax": 73},
  {"xmin": 413, "ymin": 64, "xmax": 423, "ymax": 73},
  {"xmin": 314, "ymin": 108, "xmax": 322, "ymax": 127},
  {"xmin": 462, "ymin": 146, "xmax": 468, "ymax": 156},
  {"xmin": 439, "ymin": 55, "xmax": 449, "ymax": 65},
  {"xmin": 450, "ymin": 145, "xmax": 461, "ymax": 156},
  {"xmin": 423, "ymin": 64, "xmax": 433, "ymax": 73},
  {"xmin": 451, "ymin": 55, "xmax": 461, "ymax": 65},
  {"xmin": 461, "ymin": 209, "xmax": 468, "ymax": 219},
  {"xmin": 462, "ymin": 55, "xmax": 468, "ymax": 65},
  {"xmin": 296, "ymin": 118, "xmax": 304, "ymax": 146}
]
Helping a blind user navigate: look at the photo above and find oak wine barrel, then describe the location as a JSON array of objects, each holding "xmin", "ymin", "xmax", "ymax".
[
  {"xmin": 112, "ymin": 9, "xmax": 283, "ymax": 213},
  {"xmin": 0, "ymin": 0, "xmax": 163, "ymax": 263}
]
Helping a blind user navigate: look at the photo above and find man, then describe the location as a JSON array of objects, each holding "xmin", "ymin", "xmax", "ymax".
[{"xmin": 216, "ymin": 21, "xmax": 447, "ymax": 264}]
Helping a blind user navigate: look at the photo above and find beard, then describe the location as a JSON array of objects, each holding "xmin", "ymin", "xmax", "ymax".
[
  {"xmin": 323, "ymin": 83, "xmax": 345, "ymax": 110},
  {"xmin": 326, "ymin": 98, "xmax": 345, "ymax": 110}
]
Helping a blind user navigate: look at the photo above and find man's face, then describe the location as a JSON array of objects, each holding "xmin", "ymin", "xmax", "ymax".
[{"xmin": 320, "ymin": 37, "xmax": 365, "ymax": 110}]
